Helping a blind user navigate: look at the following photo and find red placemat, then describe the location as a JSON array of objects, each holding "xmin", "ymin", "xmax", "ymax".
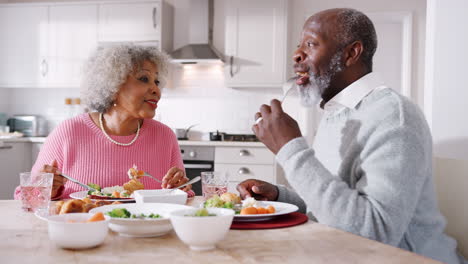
[{"xmin": 230, "ymin": 212, "xmax": 308, "ymax": 230}]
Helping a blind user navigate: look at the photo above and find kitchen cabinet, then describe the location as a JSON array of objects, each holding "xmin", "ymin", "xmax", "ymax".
[
  {"xmin": 98, "ymin": 0, "xmax": 173, "ymax": 52},
  {"xmin": 0, "ymin": 1, "xmax": 172, "ymax": 88},
  {"xmin": 31, "ymin": 142, "xmax": 43, "ymax": 165},
  {"xmin": 214, "ymin": 146, "xmax": 276, "ymax": 193},
  {"xmin": 224, "ymin": 0, "xmax": 288, "ymax": 88},
  {"xmin": 0, "ymin": 142, "xmax": 32, "ymax": 199},
  {"xmin": 0, "ymin": 3, "xmax": 97, "ymax": 88},
  {"xmin": 46, "ymin": 4, "xmax": 98, "ymax": 87},
  {"xmin": 0, "ymin": 5, "xmax": 48, "ymax": 88}
]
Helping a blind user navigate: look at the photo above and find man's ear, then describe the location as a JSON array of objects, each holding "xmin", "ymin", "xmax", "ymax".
[{"xmin": 344, "ymin": 41, "xmax": 364, "ymax": 67}]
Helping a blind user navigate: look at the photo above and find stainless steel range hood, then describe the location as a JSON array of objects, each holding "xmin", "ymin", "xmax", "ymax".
[{"xmin": 170, "ymin": 0, "xmax": 224, "ymax": 64}]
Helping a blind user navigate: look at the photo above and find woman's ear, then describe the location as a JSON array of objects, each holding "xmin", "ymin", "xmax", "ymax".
[{"xmin": 344, "ymin": 41, "xmax": 364, "ymax": 67}]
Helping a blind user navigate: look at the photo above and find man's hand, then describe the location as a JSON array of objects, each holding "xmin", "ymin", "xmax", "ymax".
[
  {"xmin": 253, "ymin": 99, "xmax": 302, "ymax": 154},
  {"xmin": 236, "ymin": 179, "xmax": 279, "ymax": 201}
]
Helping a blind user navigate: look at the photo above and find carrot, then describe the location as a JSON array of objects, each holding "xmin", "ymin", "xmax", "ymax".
[{"xmin": 86, "ymin": 212, "xmax": 105, "ymax": 222}]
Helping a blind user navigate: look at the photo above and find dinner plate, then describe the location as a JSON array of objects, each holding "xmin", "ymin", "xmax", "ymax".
[
  {"xmin": 233, "ymin": 201, "xmax": 299, "ymax": 222},
  {"xmin": 69, "ymin": 190, "xmax": 135, "ymax": 202},
  {"xmin": 90, "ymin": 203, "xmax": 192, "ymax": 237}
]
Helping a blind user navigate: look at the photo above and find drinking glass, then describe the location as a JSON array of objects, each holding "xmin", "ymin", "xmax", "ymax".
[
  {"xmin": 201, "ymin": 171, "xmax": 229, "ymax": 199},
  {"xmin": 19, "ymin": 172, "xmax": 53, "ymax": 212}
]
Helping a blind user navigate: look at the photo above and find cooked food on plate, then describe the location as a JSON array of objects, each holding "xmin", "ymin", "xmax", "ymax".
[
  {"xmin": 86, "ymin": 165, "xmax": 146, "ymax": 199},
  {"xmin": 203, "ymin": 193, "xmax": 275, "ymax": 215},
  {"xmin": 55, "ymin": 198, "xmax": 121, "ymax": 214}
]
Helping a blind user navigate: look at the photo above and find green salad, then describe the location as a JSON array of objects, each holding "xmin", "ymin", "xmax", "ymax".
[
  {"xmin": 203, "ymin": 195, "xmax": 234, "ymax": 209},
  {"xmin": 105, "ymin": 208, "xmax": 162, "ymax": 219},
  {"xmin": 186, "ymin": 208, "xmax": 216, "ymax": 217}
]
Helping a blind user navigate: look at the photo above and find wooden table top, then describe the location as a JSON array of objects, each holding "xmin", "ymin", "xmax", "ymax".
[{"xmin": 0, "ymin": 198, "xmax": 441, "ymax": 264}]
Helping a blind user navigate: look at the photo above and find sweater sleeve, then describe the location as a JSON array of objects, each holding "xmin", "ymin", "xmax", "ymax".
[
  {"xmin": 14, "ymin": 123, "xmax": 66, "ymax": 200},
  {"xmin": 276, "ymin": 124, "xmax": 430, "ymax": 246},
  {"xmin": 168, "ymin": 130, "xmax": 195, "ymax": 197}
]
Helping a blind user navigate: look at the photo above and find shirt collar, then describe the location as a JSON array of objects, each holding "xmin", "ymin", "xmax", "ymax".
[{"xmin": 323, "ymin": 72, "xmax": 386, "ymax": 112}]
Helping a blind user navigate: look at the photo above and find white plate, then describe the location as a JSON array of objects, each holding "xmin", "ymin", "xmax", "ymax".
[
  {"xmin": 89, "ymin": 203, "xmax": 192, "ymax": 237},
  {"xmin": 69, "ymin": 190, "xmax": 135, "ymax": 202},
  {"xmin": 233, "ymin": 201, "xmax": 298, "ymax": 222}
]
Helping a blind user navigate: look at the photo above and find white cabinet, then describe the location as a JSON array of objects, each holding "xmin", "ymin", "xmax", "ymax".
[
  {"xmin": 0, "ymin": 142, "xmax": 32, "ymax": 199},
  {"xmin": 98, "ymin": 1, "xmax": 173, "ymax": 51},
  {"xmin": 224, "ymin": 0, "xmax": 288, "ymax": 88},
  {"xmin": 0, "ymin": 3, "xmax": 97, "ymax": 88},
  {"xmin": 0, "ymin": 5, "xmax": 48, "ymax": 88},
  {"xmin": 0, "ymin": 1, "xmax": 172, "ymax": 88},
  {"xmin": 214, "ymin": 146, "xmax": 276, "ymax": 193},
  {"xmin": 47, "ymin": 4, "xmax": 98, "ymax": 87},
  {"xmin": 99, "ymin": 1, "xmax": 160, "ymax": 42}
]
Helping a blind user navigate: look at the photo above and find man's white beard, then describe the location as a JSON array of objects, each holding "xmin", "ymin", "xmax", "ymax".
[{"xmin": 297, "ymin": 51, "xmax": 344, "ymax": 107}]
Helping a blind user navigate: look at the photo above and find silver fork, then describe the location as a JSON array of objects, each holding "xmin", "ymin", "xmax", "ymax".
[
  {"xmin": 137, "ymin": 171, "xmax": 163, "ymax": 183},
  {"xmin": 255, "ymin": 77, "xmax": 297, "ymax": 124}
]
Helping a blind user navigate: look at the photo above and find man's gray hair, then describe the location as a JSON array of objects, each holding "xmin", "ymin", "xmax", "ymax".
[
  {"xmin": 81, "ymin": 44, "xmax": 170, "ymax": 113},
  {"xmin": 335, "ymin": 9, "xmax": 377, "ymax": 71}
]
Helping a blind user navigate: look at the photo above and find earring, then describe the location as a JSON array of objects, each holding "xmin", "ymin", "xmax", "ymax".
[{"xmin": 113, "ymin": 103, "xmax": 117, "ymax": 107}]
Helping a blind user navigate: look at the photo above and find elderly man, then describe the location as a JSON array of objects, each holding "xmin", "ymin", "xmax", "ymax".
[{"xmin": 237, "ymin": 8, "xmax": 466, "ymax": 264}]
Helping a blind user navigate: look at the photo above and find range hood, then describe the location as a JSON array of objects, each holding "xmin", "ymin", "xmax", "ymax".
[{"xmin": 170, "ymin": 0, "xmax": 224, "ymax": 64}]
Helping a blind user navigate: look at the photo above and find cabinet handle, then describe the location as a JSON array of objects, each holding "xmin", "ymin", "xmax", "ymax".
[
  {"xmin": 0, "ymin": 145, "xmax": 13, "ymax": 150},
  {"xmin": 238, "ymin": 167, "xmax": 250, "ymax": 175},
  {"xmin": 239, "ymin": 149, "xmax": 250, "ymax": 156},
  {"xmin": 230, "ymin": 56, "xmax": 234, "ymax": 77},
  {"xmin": 41, "ymin": 59, "xmax": 48, "ymax": 77},
  {"xmin": 152, "ymin": 7, "xmax": 158, "ymax": 29}
]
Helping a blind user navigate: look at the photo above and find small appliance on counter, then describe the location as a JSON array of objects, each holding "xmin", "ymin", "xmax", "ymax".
[
  {"xmin": 7, "ymin": 115, "xmax": 48, "ymax": 137},
  {"xmin": 174, "ymin": 124, "xmax": 198, "ymax": 140}
]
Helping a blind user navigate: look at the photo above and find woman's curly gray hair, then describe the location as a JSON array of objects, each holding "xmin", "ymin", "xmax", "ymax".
[{"xmin": 81, "ymin": 44, "xmax": 170, "ymax": 113}]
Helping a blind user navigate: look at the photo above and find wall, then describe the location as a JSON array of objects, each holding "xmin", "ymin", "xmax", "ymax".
[
  {"xmin": 287, "ymin": 0, "xmax": 427, "ymax": 107},
  {"xmin": 425, "ymin": 0, "xmax": 468, "ymax": 257}
]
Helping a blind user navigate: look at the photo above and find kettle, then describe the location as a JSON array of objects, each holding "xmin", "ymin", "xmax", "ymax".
[{"xmin": 174, "ymin": 124, "xmax": 198, "ymax": 140}]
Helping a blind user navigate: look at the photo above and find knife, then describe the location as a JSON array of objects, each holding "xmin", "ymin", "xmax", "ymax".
[{"xmin": 60, "ymin": 173, "xmax": 96, "ymax": 192}]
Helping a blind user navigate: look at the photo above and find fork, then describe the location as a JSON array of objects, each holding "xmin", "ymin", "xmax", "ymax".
[
  {"xmin": 138, "ymin": 171, "xmax": 163, "ymax": 183},
  {"xmin": 255, "ymin": 77, "xmax": 297, "ymax": 124}
]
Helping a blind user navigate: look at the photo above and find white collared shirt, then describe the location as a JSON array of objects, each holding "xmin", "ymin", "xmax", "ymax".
[{"xmin": 322, "ymin": 72, "xmax": 388, "ymax": 114}]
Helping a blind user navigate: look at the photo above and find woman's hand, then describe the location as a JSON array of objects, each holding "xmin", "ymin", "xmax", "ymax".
[
  {"xmin": 40, "ymin": 159, "xmax": 67, "ymax": 199},
  {"xmin": 162, "ymin": 167, "xmax": 191, "ymax": 192}
]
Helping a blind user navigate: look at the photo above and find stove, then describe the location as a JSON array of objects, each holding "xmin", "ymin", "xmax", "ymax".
[{"xmin": 209, "ymin": 132, "xmax": 259, "ymax": 142}]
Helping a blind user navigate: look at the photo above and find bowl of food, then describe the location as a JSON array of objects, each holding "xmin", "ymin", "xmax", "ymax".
[
  {"xmin": 89, "ymin": 203, "xmax": 191, "ymax": 237},
  {"xmin": 170, "ymin": 208, "xmax": 235, "ymax": 251},
  {"xmin": 47, "ymin": 212, "xmax": 109, "ymax": 249},
  {"xmin": 133, "ymin": 189, "xmax": 188, "ymax": 204}
]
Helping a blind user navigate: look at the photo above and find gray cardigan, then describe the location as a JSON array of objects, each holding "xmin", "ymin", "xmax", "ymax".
[{"xmin": 276, "ymin": 88, "xmax": 465, "ymax": 264}]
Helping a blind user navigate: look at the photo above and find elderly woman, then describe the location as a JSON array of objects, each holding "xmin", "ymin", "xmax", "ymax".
[{"xmin": 14, "ymin": 44, "xmax": 192, "ymax": 199}]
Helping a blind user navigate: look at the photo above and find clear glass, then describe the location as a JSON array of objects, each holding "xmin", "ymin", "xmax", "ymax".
[
  {"xmin": 19, "ymin": 172, "xmax": 53, "ymax": 212},
  {"xmin": 201, "ymin": 171, "xmax": 229, "ymax": 199}
]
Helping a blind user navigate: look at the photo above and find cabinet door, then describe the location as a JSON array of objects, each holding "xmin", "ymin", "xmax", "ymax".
[
  {"xmin": 224, "ymin": 0, "xmax": 287, "ymax": 88},
  {"xmin": 0, "ymin": 5, "xmax": 48, "ymax": 87},
  {"xmin": 47, "ymin": 4, "xmax": 98, "ymax": 87},
  {"xmin": 98, "ymin": 1, "xmax": 161, "ymax": 42},
  {"xmin": 0, "ymin": 143, "xmax": 32, "ymax": 199}
]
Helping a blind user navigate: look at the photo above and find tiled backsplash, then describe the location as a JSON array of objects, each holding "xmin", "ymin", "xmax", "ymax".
[{"xmin": 0, "ymin": 64, "xmax": 308, "ymax": 137}]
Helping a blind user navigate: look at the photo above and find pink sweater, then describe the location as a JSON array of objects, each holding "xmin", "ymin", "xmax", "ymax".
[{"xmin": 15, "ymin": 113, "xmax": 192, "ymax": 199}]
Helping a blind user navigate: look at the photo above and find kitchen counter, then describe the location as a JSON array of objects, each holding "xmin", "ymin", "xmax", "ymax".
[
  {"xmin": 0, "ymin": 198, "xmax": 442, "ymax": 264},
  {"xmin": 0, "ymin": 137, "xmax": 266, "ymax": 147}
]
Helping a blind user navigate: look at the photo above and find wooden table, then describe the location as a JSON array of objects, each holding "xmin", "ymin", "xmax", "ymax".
[{"xmin": 0, "ymin": 199, "xmax": 441, "ymax": 264}]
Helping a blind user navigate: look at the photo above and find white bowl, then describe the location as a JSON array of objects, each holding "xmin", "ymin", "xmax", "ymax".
[
  {"xmin": 89, "ymin": 203, "xmax": 192, "ymax": 237},
  {"xmin": 47, "ymin": 213, "xmax": 110, "ymax": 249},
  {"xmin": 134, "ymin": 189, "xmax": 188, "ymax": 204},
  {"xmin": 170, "ymin": 208, "xmax": 235, "ymax": 251}
]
